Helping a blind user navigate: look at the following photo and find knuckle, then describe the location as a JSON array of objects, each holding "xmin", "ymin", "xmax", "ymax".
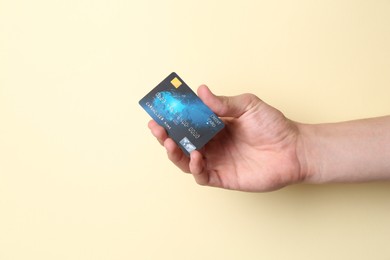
[
  {"xmin": 242, "ymin": 93, "xmax": 262, "ymax": 110},
  {"xmin": 244, "ymin": 93, "xmax": 261, "ymax": 104}
]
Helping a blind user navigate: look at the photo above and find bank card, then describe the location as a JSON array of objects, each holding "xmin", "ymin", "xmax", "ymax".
[{"xmin": 139, "ymin": 72, "xmax": 225, "ymax": 155}]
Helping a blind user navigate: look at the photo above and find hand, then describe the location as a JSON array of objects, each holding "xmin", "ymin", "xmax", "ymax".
[{"xmin": 148, "ymin": 85, "xmax": 306, "ymax": 192}]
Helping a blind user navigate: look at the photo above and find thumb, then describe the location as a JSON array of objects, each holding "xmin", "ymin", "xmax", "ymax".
[{"xmin": 197, "ymin": 85, "xmax": 260, "ymax": 118}]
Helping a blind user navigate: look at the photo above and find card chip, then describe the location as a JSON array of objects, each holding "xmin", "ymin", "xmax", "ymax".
[{"xmin": 171, "ymin": 77, "xmax": 182, "ymax": 88}]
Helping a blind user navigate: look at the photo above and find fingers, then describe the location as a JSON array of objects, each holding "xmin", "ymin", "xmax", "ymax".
[
  {"xmin": 197, "ymin": 85, "xmax": 261, "ymax": 118},
  {"xmin": 163, "ymin": 141, "xmax": 210, "ymax": 186},
  {"xmin": 147, "ymin": 121, "xmax": 209, "ymax": 185},
  {"xmin": 163, "ymin": 138, "xmax": 191, "ymax": 173},
  {"xmin": 189, "ymin": 151, "xmax": 209, "ymax": 185},
  {"xmin": 148, "ymin": 120, "xmax": 191, "ymax": 173},
  {"xmin": 148, "ymin": 120, "xmax": 168, "ymax": 145}
]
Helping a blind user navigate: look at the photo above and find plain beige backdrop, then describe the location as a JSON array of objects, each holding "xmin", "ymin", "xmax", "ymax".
[{"xmin": 1, "ymin": 0, "xmax": 390, "ymax": 259}]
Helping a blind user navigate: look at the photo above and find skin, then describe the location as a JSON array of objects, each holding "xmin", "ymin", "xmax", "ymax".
[{"xmin": 148, "ymin": 85, "xmax": 390, "ymax": 192}]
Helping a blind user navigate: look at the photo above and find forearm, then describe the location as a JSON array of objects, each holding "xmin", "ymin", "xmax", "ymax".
[{"xmin": 298, "ymin": 116, "xmax": 390, "ymax": 184}]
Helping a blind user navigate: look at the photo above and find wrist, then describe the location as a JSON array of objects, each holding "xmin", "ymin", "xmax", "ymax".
[{"xmin": 295, "ymin": 123, "xmax": 323, "ymax": 184}]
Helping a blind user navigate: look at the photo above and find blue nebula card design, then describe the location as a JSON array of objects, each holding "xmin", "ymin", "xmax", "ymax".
[{"xmin": 139, "ymin": 72, "xmax": 225, "ymax": 155}]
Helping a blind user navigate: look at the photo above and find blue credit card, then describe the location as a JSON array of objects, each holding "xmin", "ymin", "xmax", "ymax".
[{"xmin": 139, "ymin": 72, "xmax": 225, "ymax": 155}]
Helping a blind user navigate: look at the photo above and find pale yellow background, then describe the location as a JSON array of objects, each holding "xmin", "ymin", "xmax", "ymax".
[{"xmin": 1, "ymin": 0, "xmax": 390, "ymax": 259}]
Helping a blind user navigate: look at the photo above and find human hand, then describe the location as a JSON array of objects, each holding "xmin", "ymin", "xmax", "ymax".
[{"xmin": 148, "ymin": 85, "xmax": 306, "ymax": 192}]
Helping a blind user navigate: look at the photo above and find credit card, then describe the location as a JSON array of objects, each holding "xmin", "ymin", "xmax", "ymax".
[{"xmin": 139, "ymin": 72, "xmax": 225, "ymax": 155}]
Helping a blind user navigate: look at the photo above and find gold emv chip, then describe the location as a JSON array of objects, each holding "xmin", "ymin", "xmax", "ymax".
[{"xmin": 171, "ymin": 77, "xmax": 182, "ymax": 88}]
